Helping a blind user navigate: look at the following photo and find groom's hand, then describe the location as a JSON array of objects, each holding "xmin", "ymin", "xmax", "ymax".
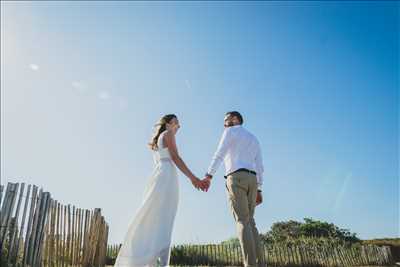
[{"xmin": 256, "ymin": 191, "xmax": 263, "ymax": 206}]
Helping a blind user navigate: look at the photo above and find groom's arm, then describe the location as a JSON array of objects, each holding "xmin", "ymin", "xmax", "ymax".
[
  {"xmin": 255, "ymin": 140, "xmax": 264, "ymax": 191},
  {"xmin": 206, "ymin": 127, "xmax": 234, "ymax": 179}
]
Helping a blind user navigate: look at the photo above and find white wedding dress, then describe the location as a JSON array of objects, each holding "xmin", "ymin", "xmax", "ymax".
[{"xmin": 114, "ymin": 131, "xmax": 179, "ymax": 267}]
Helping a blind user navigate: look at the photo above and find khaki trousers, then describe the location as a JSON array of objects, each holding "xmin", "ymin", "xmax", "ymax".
[{"xmin": 226, "ymin": 171, "xmax": 264, "ymax": 267}]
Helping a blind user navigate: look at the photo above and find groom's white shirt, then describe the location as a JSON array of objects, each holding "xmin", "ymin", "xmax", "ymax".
[{"xmin": 207, "ymin": 125, "xmax": 264, "ymax": 190}]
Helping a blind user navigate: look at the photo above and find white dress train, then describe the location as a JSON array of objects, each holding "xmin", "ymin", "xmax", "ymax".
[{"xmin": 114, "ymin": 131, "xmax": 179, "ymax": 267}]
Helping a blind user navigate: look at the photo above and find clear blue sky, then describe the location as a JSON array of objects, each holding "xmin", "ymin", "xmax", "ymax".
[{"xmin": 1, "ymin": 1, "xmax": 398, "ymax": 245}]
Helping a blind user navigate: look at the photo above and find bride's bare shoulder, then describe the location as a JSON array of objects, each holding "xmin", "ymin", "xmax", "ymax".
[
  {"xmin": 163, "ymin": 130, "xmax": 174, "ymax": 138},
  {"xmin": 163, "ymin": 130, "xmax": 177, "ymax": 147},
  {"xmin": 161, "ymin": 130, "xmax": 171, "ymax": 143}
]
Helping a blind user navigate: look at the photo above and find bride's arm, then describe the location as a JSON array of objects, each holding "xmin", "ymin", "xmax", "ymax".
[{"xmin": 164, "ymin": 131, "xmax": 198, "ymax": 182}]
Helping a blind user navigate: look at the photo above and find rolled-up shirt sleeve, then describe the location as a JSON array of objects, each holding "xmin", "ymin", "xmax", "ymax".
[
  {"xmin": 207, "ymin": 127, "xmax": 233, "ymax": 176},
  {"xmin": 255, "ymin": 141, "xmax": 264, "ymax": 190}
]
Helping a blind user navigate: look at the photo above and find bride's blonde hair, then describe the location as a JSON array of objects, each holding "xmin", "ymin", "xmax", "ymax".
[{"xmin": 148, "ymin": 114, "xmax": 177, "ymax": 151}]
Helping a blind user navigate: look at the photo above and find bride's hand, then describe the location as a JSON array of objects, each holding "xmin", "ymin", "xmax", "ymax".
[{"xmin": 190, "ymin": 177, "xmax": 202, "ymax": 190}]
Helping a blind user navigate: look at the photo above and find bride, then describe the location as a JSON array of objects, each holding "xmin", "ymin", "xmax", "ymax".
[{"xmin": 114, "ymin": 114, "xmax": 208, "ymax": 267}]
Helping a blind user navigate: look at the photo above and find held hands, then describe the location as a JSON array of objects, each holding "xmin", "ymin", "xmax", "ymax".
[
  {"xmin": 190, "ymin": 176, "xmax": 211, "ymax": 192},
  {"xmin": 201, "ymin": 176, "xmax": 212, "ymax": 192}
]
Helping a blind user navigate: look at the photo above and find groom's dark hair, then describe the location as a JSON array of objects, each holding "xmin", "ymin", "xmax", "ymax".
[{"xmin": 226, "ymin": 111, "xmax": 243, "ymax": 124}]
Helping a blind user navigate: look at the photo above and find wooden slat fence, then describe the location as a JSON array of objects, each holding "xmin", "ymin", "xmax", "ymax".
[
  {"xmin": 0, "ymin": 182, "xmax": 109, "ymax": 267},
  {"xmin": 106, "ymin": 242, "xmax": 394, "ymax": 266}
]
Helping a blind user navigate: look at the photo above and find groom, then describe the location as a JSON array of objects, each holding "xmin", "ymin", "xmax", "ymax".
[{"xmin": 200, "ymin": 111, "xmax": 265, "ymax": 267}]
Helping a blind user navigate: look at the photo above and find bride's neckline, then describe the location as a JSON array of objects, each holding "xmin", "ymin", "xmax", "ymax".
[{"xmin": 157, "ymin": 145, "xmax": 168, "ymax": 151}]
